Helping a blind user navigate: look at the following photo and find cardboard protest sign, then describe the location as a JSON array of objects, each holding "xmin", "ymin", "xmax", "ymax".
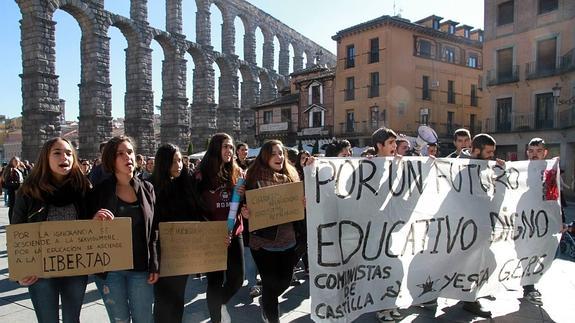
[
  {"xmin": 159, "ymin": 221, "xmax": 228, "ymax": 277},
  {"xmin": 245, "ymin": 181, "xmax": 304, "ymax": 232},
  {"xmin": 7, "ymin": 218, "xmax": 133, "ymax": 281},
  {"xmin": 305, "ymin": 157, "xmax": 561, "ymax": 322}
]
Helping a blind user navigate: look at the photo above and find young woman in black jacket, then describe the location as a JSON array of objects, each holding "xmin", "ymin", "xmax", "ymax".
[
  {"xmin": 13, "ymin": 137, "xmax": 91, "ymax": 323},
  {"xmin": 88, "ymin": 136, "xmax": 158, "ymax": 323},
  {"xmin": 151, "ymin": 143, "xmax": 201, "ymax": 323}
]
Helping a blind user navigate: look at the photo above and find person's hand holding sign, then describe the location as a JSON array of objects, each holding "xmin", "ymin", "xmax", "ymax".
[
  {"xmin": 93, "ymin": 208, "xmax": 114, "ymax": 221},
  {"xmin": 240, "ymin": 205, "xmax": 250, "ymax": 219},
  {"xmin": 18, "ymin": 275, "xmax": 38, "ymax": 286}
]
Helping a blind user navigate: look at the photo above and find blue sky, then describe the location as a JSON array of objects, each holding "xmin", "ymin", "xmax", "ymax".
[{"xmin": 0, "ymin": 0, "xmax": 483, "ymax": 121}]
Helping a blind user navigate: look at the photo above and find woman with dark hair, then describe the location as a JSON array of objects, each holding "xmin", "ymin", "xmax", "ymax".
[
  {"xmin": 88, "ymin": 136, "xmax": 158, "ymax": 323},
  {"xmin": 12, "ymin": 137, "xmax": 91, "ymax": 323},
  {"xmin": 245, "ymin": 140, "xmax": 302, "ymax": 323},
  {"xmin": 194, "ymin": 133, "xmax": 245, "ymax": 323},
  {"xmin": 3, "ymin": 156, "xmax": 24, "ymax": 223},
  {"xmin": 236, "ymin": 142, "xmax": 250, "ymax": 170},
  {"xmin": 151, "ymin": 143, "xmax": 201, "ymax": 323},
  {"xmin": 295, "ymin": 150, "xmax": 311, "ymax": 180},
  {"xmin": 324, "ymin": 139, "xmax": 352, "ymax": 157}
]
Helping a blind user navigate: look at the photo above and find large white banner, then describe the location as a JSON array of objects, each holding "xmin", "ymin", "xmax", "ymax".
[{"xmin": 304, "ymin": 157, "xmax": 561, "ymax": 322}]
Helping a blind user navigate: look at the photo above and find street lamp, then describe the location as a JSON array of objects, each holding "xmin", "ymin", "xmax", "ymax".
[{"xmin": 552, "ymin": 83, "xmax": 562, "ymax": 102}]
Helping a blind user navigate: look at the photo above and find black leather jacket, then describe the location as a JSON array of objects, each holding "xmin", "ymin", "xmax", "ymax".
[{"xmin": 12, "ymin": 192, "xmax": 88, "ymax": 224}]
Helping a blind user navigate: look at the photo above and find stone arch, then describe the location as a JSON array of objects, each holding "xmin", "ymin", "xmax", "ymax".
[
  {"xmin": 151, "ymin": 30, "xmax": 176, "ymax": 55},
  {"xmin": 214, "ymin": 55, "xmax": 236, "ymax": 81},
  {"xmin": 236, "ymin": 13, "xmax": 255, "ymax": 63},
  {"xmin": 109, "ymin": 15, "xmax": 140, "ymax": 51},
  {"xmin": 238, "ymin": 62, "xmax": 257, "ymax": 82},
  {"xmin": 46, "ymin": 0, "xmax": 95, "ymax": 34},
  {"xmin": 208, "ymin": 0, "xmax": 226, "ymax": 53},
  {"xmin": 186, "ymin": 42, "xmax": 209, "ymax": 67}
]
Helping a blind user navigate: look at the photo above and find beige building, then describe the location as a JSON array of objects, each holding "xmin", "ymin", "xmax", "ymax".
[
  {"xmin": 332, "ymin": 15, "xmax": 484, "ymax": 149},
  {"xmin": 252, "ymin": 65, "xmax": 336, "ymax": 147},
  {"xmin": 483, "ymin": 0, "xmax": 574, "ymax": 195}
]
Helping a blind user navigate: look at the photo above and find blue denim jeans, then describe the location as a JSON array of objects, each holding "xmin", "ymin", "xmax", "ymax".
[
  {"xmin": 28, "ymin": 275, "xmax": 88, "ymax": 323},
  {"xmin": 95, "ymin": 271, "xmax": 154, "ymax": 323}
]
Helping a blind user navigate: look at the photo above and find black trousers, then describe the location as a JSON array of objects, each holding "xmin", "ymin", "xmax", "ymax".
[
  {"xmin": 153, "ymin": 274, "xmax": 189, "ymax": 323},
  {"xmin": 251, "ymin": 247, "xmax": 297, "ymax": 323},
  {"xmin": 206, "ymin": 235, "xmax": 244, "ymax": 323}
]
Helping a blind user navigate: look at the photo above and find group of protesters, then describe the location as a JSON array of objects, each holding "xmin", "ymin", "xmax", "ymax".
[
  {"xmin": 9, "ymin": 133, "xmax": 304, "ymax": 323},
  {"xmin": 6, "ymin": 125, "xmax": 571, "ymax": 323}
]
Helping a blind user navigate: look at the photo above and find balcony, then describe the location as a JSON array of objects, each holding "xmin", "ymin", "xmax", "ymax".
[
  {"xmin": 525, "ymin": 60, "xmax": 560, "ymax": 80},
  {"xmin": 486, "ymin": 66, "xmax": 519, "ymax": 86},
  {"xmin": 482, "ymin": 112, "xmax": 568, "ymax": 133},
  {"xmin": 414, "ymin": 49, "xmax": 436, "ymax": 60}
]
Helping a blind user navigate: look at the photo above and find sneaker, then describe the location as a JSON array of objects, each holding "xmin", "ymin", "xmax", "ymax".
[
  {"xmin": 249, "ymin": 285, "xmax": 262, "ymax": 297},
  {"xmin": 462, "ymin": 301, "xmax": 491, "ymax": 318},
  {"xmin": 220, "ymin": 305, "xmax": 231, "ymax": 323},
  {"xmin": 523, "ymin": 290, "xmax": 543, "ymax": 306},
  {"xmin": 376, "ymin": 310, "xmax": 395, "ymax": 322}
]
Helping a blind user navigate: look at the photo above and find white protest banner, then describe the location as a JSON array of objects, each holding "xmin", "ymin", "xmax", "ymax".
[
  {"xmin": 7, "ymin": 218, "xmax": 133, "ymax": 281},
  {"xmin": 305, "ymin": 157, "xmax": 561, "ymax": 322}
]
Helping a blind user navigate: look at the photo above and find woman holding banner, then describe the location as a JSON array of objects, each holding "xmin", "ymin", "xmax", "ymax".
[
  {"xmin": 245, "ymin": 140, "xmax": 303, "ymax": 323},
  {"xmin": 151, "ymin": 143, "xmax": 201, "ymax": 323},
  {"xmin": 193, "ymin": 133, "xmax": 246, "ymax": 323},
  {"xmin": 12, "ymin": 137, "xmax": 91, "ymax": 323},
  {"xmin": 88, "ymin": 136, "xmax": 158, "ymax": 323}
]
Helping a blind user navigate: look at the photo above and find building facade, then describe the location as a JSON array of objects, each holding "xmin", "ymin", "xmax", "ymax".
[
  {"xmin": 332, "ymin": 15, "xmax": 484, "ymax": 149},
  {"xmin": 252, "ymin": 65, "xmax": 336, "ymax": 147},
  {"xmin": 483, "ymin": 0, "xmax": 575, "ymax": 196}
]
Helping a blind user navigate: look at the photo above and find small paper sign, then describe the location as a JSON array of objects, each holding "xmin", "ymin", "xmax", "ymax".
[{"xmin": 246, "ymin": 181, "xmax": 305, "ymax": 231}]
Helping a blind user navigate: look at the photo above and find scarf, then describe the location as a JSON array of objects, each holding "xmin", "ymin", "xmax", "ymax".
[{"xmin": 41, "ymin": 181, "xmax": 82, "ymax": 207}]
